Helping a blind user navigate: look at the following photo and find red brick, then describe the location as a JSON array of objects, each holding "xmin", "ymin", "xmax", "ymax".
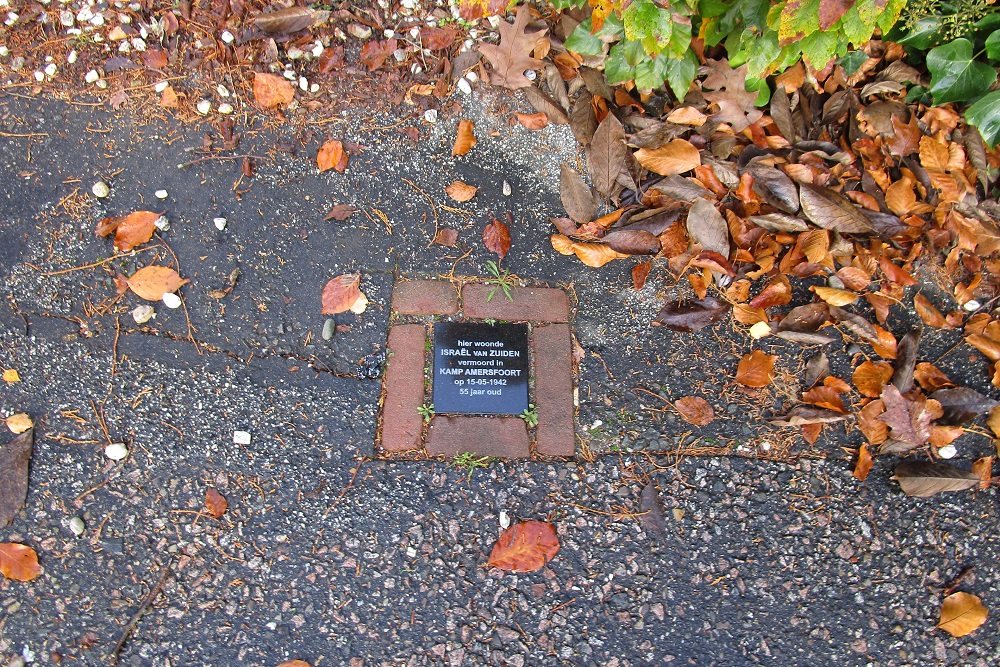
[
  {"xmin": 380, "ymin": 324, "xmax": 427, "ymax": 452},
  {"xmin": 391, "ymin": 279, "xmax": 459, "ymax": 316},
  {"xmin": 426, "ymin": 416, "xmax": 530, "ymax": 458},
  {"xmin": 531, "ymin": 324, "xmax": 575, "ymax": 457},
  {"xmin": 461, "ymin": 285, "xmax": 569, "ymax": 322}
]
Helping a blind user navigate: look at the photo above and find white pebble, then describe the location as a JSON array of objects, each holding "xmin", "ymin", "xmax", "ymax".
[
  {"xmin": 196, "ymin": 99, "xmax": 211, "ymax": 115},
  {"xmin": 218, "ymin": 102, "xmax": 233, "ymax": 114},
  {"xmin": 499, "ymin": 510, "xmax": 511, "ymax": 530},
  {"xmin": 44, "ymin": 63, "xmax": 56, "ymax": 77},
  {"xmin": 91, "ymin": 181, "xmax": 110, "ymax": 198},
  {"xmin": 759, "ymin": 441, "xmax": 772, "ymax": 451},
  {"xmin": 298, "ymin": 76, "xmax": 308, "ymax": 91},
  {"xmin": 233, "ymin": 430, "xmax": 252, "ymax": 445},
  {"xmin": 67, "ymin": 49, "xmax": 77, "ymax": 64},
  {"xmin": 502, "ymin": 180, "xmax": 512, "ymax": 196},
  {"xmin": 154, "ymin": 80, "xmax": 168, "ymax": 93},
  {"xmin": 465, "ymin": 71, "xmax": 478, "ymax": 83},
  {"xmin": 104, "ymin": 442, "xmax": 128, "ymax": 461},
  {"xmin": 524, "ymin": 69, "xmax": 537, "ymax": 81},
  {"xmin": 0, "ymin": 46, "xmax": 8, "ymax": 57},
  {"xmin": 963, "ymin": 299, "xmax": 981, "ymax": 312},
  {"xmin": 309, "ymin": 83, "xmax": 319, "ymax": 93},
  {"xmin": 131, "ymin": 304, "xmax": 155, "ymax": 323},
  {"xmin": 456, "ymin": 78, "xmax": 472, "ymax": 95},
  {"xmin": 282, "ymin": 69, "xmax": 296, "ymax": 81},
  {"xmin": 96, "ymin": 79, "xmax": 108, "ymax": 89},
  {"xmin": 154, "ymin": 189, "xmax": 168, "ymax": 199},
  {"xmin": 749, "ymin": 321, "xmax": 772, "ymax": 339},
  {"xmin": 162, "ymin": 292, "xmax": 181, "ymax": 309},
  {"xmin": 84, "ymin": 68, "xmax": 100, "ymax": 83},
  {"xmin": 287, "ymin": 46, "xmax": 305, "ymax": 60},
  {"xmin": 33, "ymin": 70, "xmax": 44, "ymax": 82},
  {"xmin": 213, "ymin": 217, "xmax": 227, "ymax": 230},
  {"xmin": 220, "ymin": 30, "xmax": 234, "ymax": 44},
  {"xmin": 216, "ymin": 84, "xmax": 230, "ymax": 97},
  {"xmin": 422, "ymin": 109, "xmax": 438, "ymax": 123},
  {"xmin": 937, "ymin": 444, "xmax": 957, "ymax": 459},
  {"xmin": 69, "ymin": 516, "xmax": 85, "ymax": 536},
  {"xmin": 384, "ymin": 29, "xmax": 395, "ymax": 38},
  {"xmin": 311, "ymin": 43, "xmax": 324, "ymax": 58}
]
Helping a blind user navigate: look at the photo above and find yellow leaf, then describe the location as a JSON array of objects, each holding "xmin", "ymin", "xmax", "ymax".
[
  {"xmin": 550, "ymin": 234, "xmax": 575, "ymax": 255},
  {"xmin": 3, "ymin": 369, "xmax": 20, "ymax": 383},
  {"xmin": 5, "ymin": 413, "xmax": 33, "ymax": 434},
  {"xmin": 634, "ymin": 139, "xmax": 701, "ymax": 176},
  {"xmin": 571, "ymin": 242, "xmax": 629, "ymax": 267},
  {"xmin": 812, "ymin": 286, "xmax": 858, "ymax": 306},
  {"xmin": 937, "ymin": 592, "xmax": 988, "ymax": 637}
]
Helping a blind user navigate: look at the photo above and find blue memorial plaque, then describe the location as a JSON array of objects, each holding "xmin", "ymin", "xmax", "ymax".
[{"xmin": 432, "ymin": 322, "xmax": 529, "ymax": 414}]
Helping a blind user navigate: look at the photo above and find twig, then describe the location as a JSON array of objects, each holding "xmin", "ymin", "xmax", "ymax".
[
  {"xmin": 40, "ymin": 246, "xmax": 159, "ymax": 276},
  {"xmin": 109, "ymin": 559, "xmax": 173, "ymax": 663},
  {"xmin": 402, "ymin": 177, "xmax": 440, "ymax": 247}
]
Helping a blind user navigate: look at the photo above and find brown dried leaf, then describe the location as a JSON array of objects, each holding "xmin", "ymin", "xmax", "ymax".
[
  {"xmin": 433, "ymin": 229, "xmax": 459, "ymax": 247},
  {"xmin": 588, "ymin": 113, "xmax": 627, "ymax": 197},
  {"xmin": 914, "ymin": 362, "xmax": 954, "ymax": 392},
  {"xmin": 937, "ymin": 592, "xmax": 988, "ymax": 637},
  {"xmin": 317, "ymin": 140, "xmax": 348, "ymax": 173},
  {"xmin": 812, "ymin": 286, "xmax": 858, "ymax": 307},
  {"xmin": 930, "ymin": 387, "xmax": 999, "ymax": 426},
  {"xmin": 516, "ymin": 112, "xmax": 549, "ymax": 130},
  {"xmin": 652, "ymin": 297, "xmax": 730, "ymax": 332},
  {"xmin": 321, "ymin": 273, "xmax": 362, "ymax": 315},
  {"xmin": 487, "ymin": 520, "xmax": 559, "ymax": 573},
  {"xmin": 769, "ymin": 406, "xmax": 849, "ymax": 426},
  {"xmin": 798, "ymin": 183, "xmax": 874, "ymax": 234},
  {"xmin": 879, "ymin": 385, "xmax": 932, "ymax": 448},
  {"xmin": 632, "ymin": 261, "xmax": 651, "ymax": 290},
  {"xmin": 858, "ymin": 399, "xmax": 889, "ymax": 444},
  {"xmin": 477, "ymin": 6, "xmax": 547, "ymax": 90},
  {"xmin": 97, "ymin": 211, "xmax": 161, "ymax": 252},
  {"xmin": 602, "ymin": 230, "xmax": 660, "ymax": 255},
  {"xmin": 892, "ymin": 461, "xmax": 978, "ymax": 497},
  {"xmin": 634, "ymin": 139, "xmax": 701, "ymax": 176},
  {"xmin": 972, "ymin": 456, "xmax": 994, "ymax": 490},
  {"xmin": 483, "ymin": 219, "xmax": 512, "ymax": 260},
  {"xmin": 0, "ymin": 430, "xmax": 32, "ymax": 527},
  {"xmin": 445, "ymin": 180, "xmax": 478, "ymax": 203},
  {"xmin": 914, "ymin": 293, "xmax": 950, "ymax": 329},
  {"xmin": 853, "ymin": 360, "xmax": 894, "ymax": 398},
  {"xmin": 0, "ymin": 542, "xmax": 40, "ymax": 582},
  {"xmin": 253, "ymin": 6, "xmax": 327, "ymax": 34},
  {"xmin": 452, "ymin": 119, "xmax": 476, "ymax": 156},
  {"xmin": 736, "ymin": 350, "xmax": 776, "ymax": 388},
  {"xmin": 324, "ymin": 204, "xmax": 357, "ymax": 221},
  {"xmin": 559, "ymin": 164, "xmax": 596, "ymax": 224},
  {"xmin": 674, "ymin": 396, "xmax": 715, "ymax": 427},
  {"xmin": 853, "ymin": 442, "xmax": 874, "ymax": 481},
  {"xmin": 205, "ymin": 488, "xmax": 228, "ymax": 519},
  {"xmin": 253, "ymin": 72, "xmax": 294, "ymax": 109},
  {"xmin": 127, "ymin": 266, "xmax": 187, "ymax": 301},
  {"xmin": 638, "ymin": 482, "xmax": 667, "ymax": 538}
]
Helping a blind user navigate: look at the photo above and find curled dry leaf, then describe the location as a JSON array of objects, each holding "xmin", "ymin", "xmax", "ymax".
[
  {"xmin": 433, "ymin": 229, "xmax": 459, "ymax": 247},
  {"xmin": 769, "ymin": 406, "xmax": 849, "ymax": 426},
  {"xmin": 445, "ymin": 180, "xmax": 478, "ymax": 202},
  {"xmin": 674, "ymin": 396, "xmax": 715, "ymax": 426},
  {"xmin": 96, "ymin": 211, "xmax": 162, "ymax": 252},
  {"xmin": 487, "ymin": 520, "xmax": 560, "ymax": 573},
  {"xmin": 253, "ymin": 72, "xmax": 294, "ymax": 109},
  {"xmin": 516, "ymin": 112, "xmax": 549, "ymax": 130},
  {"xmin": 602, "ymin": 230, "xmax": 660, "ymax": 255},
  {"xmin": 938, "ymin": 592, "xmax": 988, "ymax": 637},
  {"xmin": 205, "ymin": 488, "xmax": 228, "ymax": 519},
  {"xmin": 913, "ymin": 293, "xmax": 950, "ymax": 329},
  {"xmin": 127, "ymin": 266, "xmax": 187, "ymax": 301},
  {"xmin": 483, "ymin": 219, "xmax": 512, "ymax": 260},
  {"xmin": 735, "ymin": 350, "xmax": 776, "ymax": 388},
  {"xmin": 853, "ymin": 442, "xmax": 874, "ymax": 481},
  {"xmin": 666, "ymin": 107, "xmax": 707, "ymax": 126},
  {"xmin": 638, "ymin": 482, "xmax": 667, "ymax": 538},
  {"xmin": 634, "ymin": 139, "xmax": 701, "ymax": 176},
  {"xmin": 324, "ymin": 204, "xmax": 357, "ymax": 221},
  {"xmin": 452, "ymin": 119, "xmax": 476, "ymax": 156},
  {"xmin": 914, "ymin": 362, "xmax": 954, "ymax": 392},
  {"xmin": 812, "ymin": 286, "xmax": 859, "ymax": 307},
  {"xmin": 317, "ymin": 140, "xmax": 349, "ymax": 173},
  {"xmin": 549, "ymin": 234, "xmax": 627, "ymax": 267},
  {"xmin": 892, "ymin": 461, "xmax": 979, "ymax": 497},
  {"xmin": 632, "ymin": 261, "xmax": 651, "ymax": 290},
  {"xmin": 5, "ymin": 413, "xmax": 33, "ymax": 434},
  {"xmin": 971, "ymin": 456, "xmax": 994, "ymax": 489},
  {"xmin": 930, "ymin": 387, "xmax": 999, "ymax": 426},
  {"xmin": 321, "ymin": 273, "xmax": 364, "ymax": 315},
  {"xmin": 0, "ymin": 542, "xmax": 41, "ymax": 582},
  {"xmin": 853, "ymin": 360, "xmax": 894, "ymax": 398},
  {"xmin": 652, "ymin": 297, "xmax": 730, "ymax": 332},
  {"xmin": 253, "ymin": 6, "xmax": 327, "ymax": 34}
]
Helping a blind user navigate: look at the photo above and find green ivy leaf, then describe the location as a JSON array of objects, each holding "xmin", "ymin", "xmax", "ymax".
[
  {"xmin": 926, "ymin": 38, "xmax": 998, "ymax": 105},
  {"xmin": 664, "ymin": 49, "xmax": 699, "ymax": 100},
  {"xmin": 799, "ymin": 30, "xmax": 839, "ymax": 70},
  {"xmin": 565, "ymin": 21, "xmax": 605, "ymax": 56},
  {"xmin": 746, "ymin": 77, "xmax": 771, "ymax": 106},
  {"xmin": 623, "ymin": 0, "xmax": 672, "ymax": 48},
  {"xmin": 839, "ymin": 50, "xmax": 868, "ymax": 76},
  {"xmin": 898, "ymin": 17, "xmax": 943, "ymax": 50},
  {"xmin": 986, "ymin": 29, "xmax": 1000, "ymax": 63},
  {"xmin": 966, "ymin": 90, "xmax": 1000, "ymax": 147},
  {"xmin": 634, "ymin": 54, "xmax": 669, "ymax": 92},
  {"xmin": 604, "ymin": 42, "xmax": 638, "ymax": 85}
]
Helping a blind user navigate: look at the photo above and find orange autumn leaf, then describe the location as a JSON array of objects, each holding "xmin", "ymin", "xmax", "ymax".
[
  {"xmin": 277, "ymin": 662, "xmax": 312, "ymax": 667},
  {"xmin": 801, "ymin": 422, "xmax": 823, "ymax": 444},
  {"xmin": 914, "ymin": 362, "xmax": 955, "ymax": 392},
  {"xmin": 858, "ymin": 399, "xmax": 888, "ymax": 444},
  {"xmin": 735, "ymin": 350, "xmax": 776, "ymax": 388},
  {"xmin": 253, "ymin": 72, "xmax": 294, "ymax": 109},
  {"xmin": 321, "ymin": 273, "xmax": 364, "ymax": 315},
  {"xmin": 0, "ymin": 543, "xmax": 41, "ymax": 582},
  {"xmin": 127, "ymin": 266, "xmax": 188, "ymax": 301},
  {"xmin": 937, "ymin": 592, "xmax": 988, "ymax": 638},
  {"xmin": 930, "ymin": 425, "xmax": 964, "ymax": 447},
  {"xmin": 853, "ymin": 360, "xmax": 893, "ymax": 398},
  {"xmin": 871, "ymin": 325, "xmax": 898, "ymax": 359},
  {"xmin": 487, "ymin": 520, "xmax": 560, "ymax": 573},
  {"xmin": 634, "ymin": 139, "xmax": 701, "ymax": 176},
  {"xmin": 812, "ymin": 286, "xmax": 858, "ymax": 307},
  {"xmin": 674, "ymin": 396, "xmax": 715, "ymax": 426},
  {"xmin": 317, "ymin": 140, "xmax": 349, "ymax": 173},
  {"xmin": 749, "ymin": 275, "xmax": 792, "ymax": 309},
  {"xmin": 96, "ymin": 211, "xmax": 162, "ymax": 252},
  {"xmin": 445, "ymin": 180, "xmax": 478, "ymax": 202},
  {"xmin": 632, "ymin": 261, "xmax": 651, "ymax": 290},
  {"xmin": 802, "ymin": 385, "xmax": 846, "ymax": 413},
  {"xmin": 914, "ymin": 293, "xmax": 950, "ymax": 329},
  {"xmin": 516, "ymin": 112, "xmax": 549, "ymax": 130},
  {"xmin": 972, "ymin": 456, "xmax": 994, "ymax": 490},
  {"xmin": 205, "ymin": 488, "xmax": 228, "ymax": 519},
  {"xmin": 853, "ymin": 442, "xmax": 874, "ymax": 481},
  {"xmin": 452, "ymin": 119, "xmax": 476, "ymax": 156}
]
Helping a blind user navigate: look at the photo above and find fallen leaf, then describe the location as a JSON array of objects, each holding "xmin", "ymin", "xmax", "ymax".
[
  {"xmin": 812, "ymin": 286, "xmax": 859, "ymax": 306},
  {"xmin": 666, "ymin": 107, "xmax": 707, "ymax": 126},
  {"xmin": 853, "ymin": 442, "xmax": 874, "ymax": 481},
  {"xmin": 516, "ymin": 112, "xmax": 549, "ymax": 130},
  {"xmin": 560, "ymin": 164, "xmax": 596, "ymax": 224},
  {"xmin": 5, "ymin": 413, "xmax": 32, "ymax": 434},
  {"xmin": 937, "ymin": 592, "xmax": 988, "ymax": 637},
  {"xmin": 478, "ymin": 6, "xmax": 547, "ymax": 90},
  {"xmin": 433, "ymin": 229, "xmax": 459, "ymax": 247},
  {"xmin": 323, "ymin": 204, "xmax": 357, "ymax": 221},
  {"xmin": 858, "ymin": 399, "xmax": 889, "ymax": 444},
  {"xmin": 632, "ymin": 261, "xmax": 651, "ymax": 290},
  {"xmin": 2, "ymin": 369, "xmax": 19, "ymax": 383},
  {"xmin": 972, "ymin": 456, "xmax": 993, "ymax": 489},
  {"xmin": 769, "ymin": 406, "xmax": 849, "ymax": 426},
  {"xmin": 159, "ymin": 86, "xmax": 179, "ymax": 108},
  {"xmin": 914, "ymin": 293, "xmax": 950, "ymax": 329},
  {"xmin": 127, "ymin": 266, "xmax": 187, "ymax": 301},
  {"xmin": 0, "ymin": 543, "xmax": 40, "ymax": 581},
  {"xmin": 638, "ymin": 482, "xmax": 667, "ymax": 538},
  {"xmin": 487, "ymin": 520, "xmax": 559, "ymax": 573},
  {"xmin": 421, "ymin": 26, "xmax": 458, "ymax": 50},
  {"xmin": 360, "ymin": 39, "xmax": 397, "ymax": 71},
  {"xmin": 930, "ymin": 387, "xmax": 999, "ymax": 426},
  {"xmin": 749, "ymin": 275, "xmax": 793, "ymax": 310},
  {"xmin": 321, "ymin": 274, "xmax": 364, "ymax": 315},
  {"xmin": 892, "ymin": 461, "xmax": 979, "ymax": 497},
  {"xmin": 445, "ymin": 180, "xmax": 478, "ymax": 202},
  {"xmin": 879, "ymin": 385, "xmax": 933, "ymax": 449},
  {"xmin": 96, "ymin": 211, "xmax": 162, "ymax": 252},
  {"xmin": 568, "ymin": 241, "xmax": 628, "ymax": 267},
  {"xmin": 914, "ymin": 362, "xmax": 955, "ymax": 392},
  {"xmin": 652, "ymin": 297, "xmax": 730, "ymax": 332},
  {"xmin": 588, "ymin": 113, "xmax": 627, "ymax": 197},
  {"xmin": 205, "ymin": 488, "xmax": 228, "ymax": 519},
  {"xmin": 452, "ymin": 119, "xmax": 477, "ymax": 156},
  {"xmin": 674, "ymin": 396, "xmax": 715, "ymax": 426},
  {"xmin": 276, "ymin": 661, "xmax": 312, "ymax": 667},
  {"xmin": 0, "ymin": 430, "xmax": 32, "ymax": 526},
  {"xmin": 253, "ymin": 72, "xmax": 294, "ymax": 109},
  {"xmin": 891, "ymin": 329, "xmax": 920, "ymax": 391},
  {"xmin": 317, "ymin": 140, "xmax": 348, "ymax": 173},
  {"xmin": 736, "ymin": 350, "xmax": 776, "ymax": 388},
  {"xmin": 635, "ymin": 139, "xmax": 701, "ymax": 176},
  {"xmin": 602, "ymin": 230, "xmax": 660, "ymax": 255},
  {"xmin": 253, "ymin": 6, "xmax": 327, "ymax": 34},
  {"xmin": 483, "ymin": 219, "xmax": 512, "ymax": 259},
  {"xmin": 798, "ymin": 183, "xmax": 874, "ymax": 234},
  {"xmin": 686, "ymin": 198, "xmax": 730, "ymax": 281},
  {"xmin": 853, "ymin": 361, "xmax": 894, "ymax": 398}
]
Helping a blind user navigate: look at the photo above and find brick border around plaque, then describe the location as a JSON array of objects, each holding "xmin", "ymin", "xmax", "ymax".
[{"xmin": 376, "ymin": 277, "xmax": 576, "ymax": 459}]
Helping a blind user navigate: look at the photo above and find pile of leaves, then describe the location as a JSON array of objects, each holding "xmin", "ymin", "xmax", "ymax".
[{"xmin": 478, "ymin": 7, "xmax": 1000, "ymax": 494}]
